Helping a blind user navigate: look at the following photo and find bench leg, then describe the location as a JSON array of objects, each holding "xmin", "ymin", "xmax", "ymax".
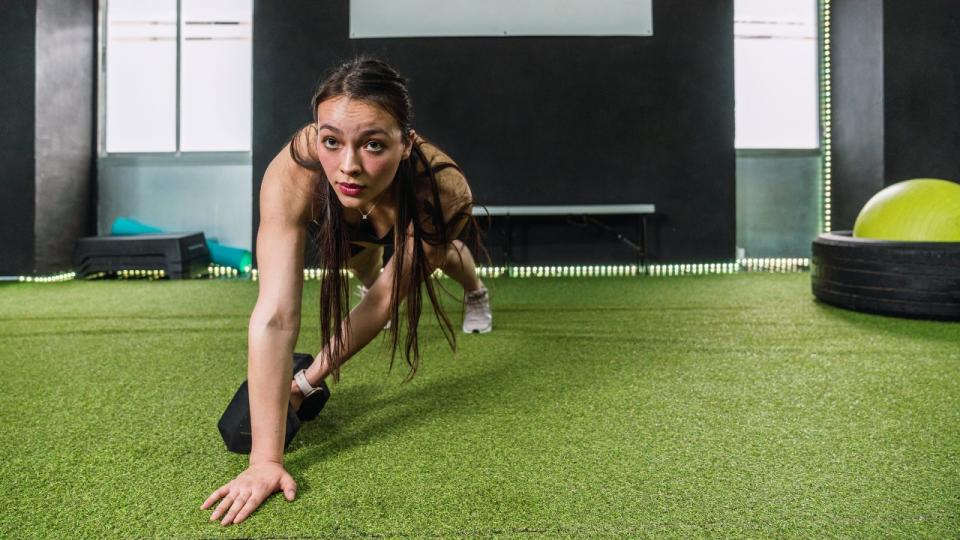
[
  {"xmin": 505, "ymin": 214, "xmax": 512, "ymax": 273},
  {"xmin": 639, "ymin": 215, "xmax": 648, "ymax": 271}
]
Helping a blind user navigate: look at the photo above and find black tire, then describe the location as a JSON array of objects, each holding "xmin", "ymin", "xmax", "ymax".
[{"xmin": 811, "ymin": 231, "xmax": 960, "ymax": 321}]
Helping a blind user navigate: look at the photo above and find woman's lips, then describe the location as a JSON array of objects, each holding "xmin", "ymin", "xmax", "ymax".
[{"xmin": 338, "ymin": 183, "xmax": 365, "ymax": 197}]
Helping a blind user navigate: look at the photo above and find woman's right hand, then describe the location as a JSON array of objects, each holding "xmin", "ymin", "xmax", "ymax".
[{"xmin": 200, "ymin": 461, "xmax": 297, "ymax": 526}]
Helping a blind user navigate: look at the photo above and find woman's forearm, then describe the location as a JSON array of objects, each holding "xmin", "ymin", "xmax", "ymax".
[
  {"xmin": 305, "ymin": 290, "xmax": 392, "ymax": 383},
  {"xmin": 247, "ymin": 320, "xmax": 300, "ymax": 465},
  {"xmin": 303, "ymin": 234, "xmax": 438, "ymax": 385}
]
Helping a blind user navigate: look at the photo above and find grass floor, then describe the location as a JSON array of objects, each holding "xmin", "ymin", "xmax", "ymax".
[{"xmin": 0, "ymin": 273, "xmax": 958, "ymax": 538}]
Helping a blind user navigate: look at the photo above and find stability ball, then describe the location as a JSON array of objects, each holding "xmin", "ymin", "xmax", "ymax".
[{"xmin": 853, "ymin": 178, "xmax": 960, "ymax": 242}]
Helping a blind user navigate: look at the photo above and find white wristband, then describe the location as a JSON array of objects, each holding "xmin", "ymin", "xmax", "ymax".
[{"xmin": 294, "ymin": 369, "xmax": 320, "ymax": 398}]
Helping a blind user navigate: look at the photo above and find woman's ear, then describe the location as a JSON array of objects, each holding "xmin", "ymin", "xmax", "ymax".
[{"xmin": 402, "ymin": 129, "xmax": 417, "ymax": 160}]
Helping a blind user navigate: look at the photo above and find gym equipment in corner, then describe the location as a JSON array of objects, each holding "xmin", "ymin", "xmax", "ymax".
[
  {"xmin": 72, "ymin": 232, "xmax": 211, "ymax": 279},
  {"xmin": 111, "ymin": 217, "xmax": 253, "ymax": 273}
]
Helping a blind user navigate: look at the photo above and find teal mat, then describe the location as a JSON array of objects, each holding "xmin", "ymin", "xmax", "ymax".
[{"xmin": 111, "ymin": 216, "xmax": 252, "ymax": 272}]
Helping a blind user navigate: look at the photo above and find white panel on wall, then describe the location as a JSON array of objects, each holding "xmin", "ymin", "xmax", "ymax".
[
  {"xmin": 734, "ymin": 0, "xmax": 818, "ymax": 149},
  {"xmin": 179, "ymin": 0, "xmax": 252, "ymax": 151},
  {"xmin": 105, "ymin": 0, "xmax": 177, "ymax": 152},
  {"xmin": 350, "ymin": 0, "xmax": 653, "ymax": 38}
]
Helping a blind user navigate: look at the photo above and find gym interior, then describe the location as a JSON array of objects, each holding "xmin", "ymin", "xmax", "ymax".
[{"xmin": 2, "ymin": 0, "xmax": 958, "ymax": 537}]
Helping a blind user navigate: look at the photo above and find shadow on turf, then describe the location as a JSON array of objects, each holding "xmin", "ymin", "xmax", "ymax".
[
  {"xmin": 280, "ymin": 334, "xmax": 615, "ymax": 492},
  {"xmin": 283, "ymin": 361, "xmax": 503, "ymax": 483},
  {"xmin": 812, "ymin": 299, "xmax": 960, "ymax": 345}
]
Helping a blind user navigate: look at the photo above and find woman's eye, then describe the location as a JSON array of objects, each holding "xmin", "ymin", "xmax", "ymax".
[
  {"xmin": 365, "ymin": 140, "xmax": 385, "ymax": 152},
  {"xmin": 322, "ymin": 137, "xmax": 339, "ymax": 149}
]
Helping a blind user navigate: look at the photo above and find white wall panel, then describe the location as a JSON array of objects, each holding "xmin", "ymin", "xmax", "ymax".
[{"xmin": 350, "ymin": 0, "xmax": 653, "ymax": 38}]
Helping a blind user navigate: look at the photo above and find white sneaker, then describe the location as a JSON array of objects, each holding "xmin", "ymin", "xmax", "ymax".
[
  {"xmin": 356, "ymin": 285, "xmax": 391, "ymax": 330},
  {"xmin": 463, "ymin": 287, "xmax": 492, "ymax": 334}
]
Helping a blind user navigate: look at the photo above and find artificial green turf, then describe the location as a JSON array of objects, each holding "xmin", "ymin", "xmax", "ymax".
[{"xmin": 0, "ymin": 273, "xmax": 958, "ymax": 538}]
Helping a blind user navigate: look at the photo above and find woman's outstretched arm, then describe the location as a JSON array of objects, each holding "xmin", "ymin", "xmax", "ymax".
[
  {"xmin": 202, "ymin": 141, "xmax": 315, "ymax": 526},
  {"xmin": 246, "ymin": 157, "xmax": 311, "ymax": 462}
]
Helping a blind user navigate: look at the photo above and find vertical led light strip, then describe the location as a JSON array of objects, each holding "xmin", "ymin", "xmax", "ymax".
[{"xmin": 819, "ymin": 0, "xmax": 833, "ymax": 232}]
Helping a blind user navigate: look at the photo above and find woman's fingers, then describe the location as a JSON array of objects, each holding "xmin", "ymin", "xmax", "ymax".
[
  {"xmin": 202, "ymin": 463, "xmax": 297, "ymax": 526},
  {"xmin": 280, "ymin": 473, "xmax": 297, "ymax": 500},
  {"xmin": 220, "ymin": 492, "xmax": 250, "ymax": 526},
  {"xmin": 232, "ymin": 493, "xmax": 265, "ymax": 525},
  {"xmin": 209, "ymin": 493, "xmax": 235, "ymax": 522},
  {"xmin": 200, "ymin": 484, "xmax": 229, "ymax": 510}
]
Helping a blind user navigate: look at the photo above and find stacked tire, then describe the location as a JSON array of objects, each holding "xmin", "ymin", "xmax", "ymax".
[{"xmin": 811, "ymin": 231, "xmax": 960, "ymax": 321}]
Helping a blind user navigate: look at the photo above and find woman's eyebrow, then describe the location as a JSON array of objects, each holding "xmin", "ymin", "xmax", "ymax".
[
  {"xmin": 358, "ymin": 127, "xmax": 389, "ymax": 138},
  {"xmin": 317, "ymin": 124, "xmax": 390, "ymax": 138}
]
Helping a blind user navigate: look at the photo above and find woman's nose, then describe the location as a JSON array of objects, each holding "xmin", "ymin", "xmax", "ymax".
[{"xmin": 339, "ymin": 150, "xmax": 362, "ymax": 177}]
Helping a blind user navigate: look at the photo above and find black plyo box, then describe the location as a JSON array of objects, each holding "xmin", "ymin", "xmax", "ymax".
[{"xmin": 73, "ymin": 233, "xmax": 211, "ymax": 279}]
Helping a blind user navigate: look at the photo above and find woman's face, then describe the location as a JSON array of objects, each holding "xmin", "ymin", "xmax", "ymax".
[{"xmin": 315, "ymin": 96, "xmax": 412, "ymax": 215}]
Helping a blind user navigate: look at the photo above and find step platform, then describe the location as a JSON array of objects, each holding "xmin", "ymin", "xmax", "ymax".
[{"xmin": 73, "ymin": 233, "xmax": 211, "ymax": 279}]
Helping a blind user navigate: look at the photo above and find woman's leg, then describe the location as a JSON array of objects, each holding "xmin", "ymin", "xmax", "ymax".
[
  {"xmin": 441, "ymin": 239, "xmax": 484, "ymax": 292},
  {"xmin": 348, "ymin": 245, "xmax": 384, "ymax": 288},
  {"xmin": 442, "ymin": 240, "xmax": 492, "ymax": 333}
]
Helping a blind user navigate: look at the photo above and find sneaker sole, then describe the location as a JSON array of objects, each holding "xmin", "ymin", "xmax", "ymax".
[{"xmin": 462, "ymin": 324, "xmax": 492, "ymax": 334}]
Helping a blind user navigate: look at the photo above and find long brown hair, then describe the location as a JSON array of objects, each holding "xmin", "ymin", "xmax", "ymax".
[{"xmin": 290, "ymin": 57, "xmax": 483, "ymax": 383}]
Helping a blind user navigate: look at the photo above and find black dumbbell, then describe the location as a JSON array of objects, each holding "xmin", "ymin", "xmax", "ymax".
[{"xmin": 218, "ymin": 352, "xmax": 331, "ymax": 454}]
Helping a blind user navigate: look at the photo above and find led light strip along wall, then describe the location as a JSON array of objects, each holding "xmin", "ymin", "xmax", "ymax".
[
  {"xmin": 7, "ymin": 272, "xmax": 77, "ymax": 283},
  {"xmin": 7, "ymin": 257, "xmax": 812, "ymax": 283},
  {"xmin": 252, "ymin": 259, "xmax": 812, "ymax": 281}
]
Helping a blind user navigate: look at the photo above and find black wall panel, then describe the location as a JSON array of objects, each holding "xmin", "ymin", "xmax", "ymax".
[
  {"xmin": 883, "ymin": 0, "xmax": 960, "ymax": 185},
  {"xmin": 253, "ymin": 1, "xmax": 735, "ymax": 264},
  {"xmin": 831, "ymin": 0, "xmax": 884, "ymax": 231},
  {"xmin": 832, "ymin": 0, "xmax": 960, "ymax": 230},
  {"xmin": 0, "ymin": 0, "xmax": 37, "ymax": 274}
]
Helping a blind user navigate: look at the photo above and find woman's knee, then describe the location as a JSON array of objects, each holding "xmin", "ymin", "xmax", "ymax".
[
  {"xmin": 447, "ymin": 240, "xmax": 468, "ymax": 260},
  {"xmin": 444, "ymin": 240, "xmax": 473, "ymax": 269},
  {"xmin": 349, "ymin": 247, "xmax": 384, "ymax": 282}
]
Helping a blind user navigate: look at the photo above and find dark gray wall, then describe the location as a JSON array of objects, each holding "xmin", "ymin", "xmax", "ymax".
[
  {"xmin": 831, "ymin": 0, "xmax": 884, "ymax": 230},
  {"xmin": 0, "ymin": 0, "xmax": 37, "ymax": 274},
  {"xmin": 0, "ymin": 0, "xmax": 95, "ymax": 275},
  {"xmin": 832, "ymin": 0, "xmax": 960, "ymax": 230},
  {"xmin": 35, "ymin": 0, "xmax": 96, "ymax": 272},
  {"xmin": 253, "ymin": 0, "xmax": 736, "ymax": 265}
]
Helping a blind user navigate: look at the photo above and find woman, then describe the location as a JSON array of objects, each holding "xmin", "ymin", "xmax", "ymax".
[{"xmin": 201, "ymin": 58, "xmax": 491, "ymax": 526}]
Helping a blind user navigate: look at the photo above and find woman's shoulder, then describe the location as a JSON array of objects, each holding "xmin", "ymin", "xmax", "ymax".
[
  {"xmin": 411, "ymin": 135, "xmax": 472, "ymax": 239},
  {"xmin": 261, "ymin": 127, "xmax": 321, "ymax": 225},
  {"xmin": 414, "ymin": 135, "xmax": 472, "ymax": 208}
]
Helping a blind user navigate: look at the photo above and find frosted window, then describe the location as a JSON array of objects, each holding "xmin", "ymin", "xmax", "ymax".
[
  {"xmin": 735, "ymin": 0, "xmax": 819, "ymax": 149},
  {"xmin": 350, "ymin": 0, "xmax": 653, "ymax": 38},
  {"xmin": 179, "ymin": 0, "xmax": 252, "ymax": 151},
  {"xmin": 105, "ymin": 0, "xmax": 177, "ymax": 152}
]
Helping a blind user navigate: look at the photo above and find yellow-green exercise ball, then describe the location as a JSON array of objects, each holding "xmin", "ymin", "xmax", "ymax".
[{"xmin": 853, "ymin": 178, "xmax": 960, "ymax": 242}]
